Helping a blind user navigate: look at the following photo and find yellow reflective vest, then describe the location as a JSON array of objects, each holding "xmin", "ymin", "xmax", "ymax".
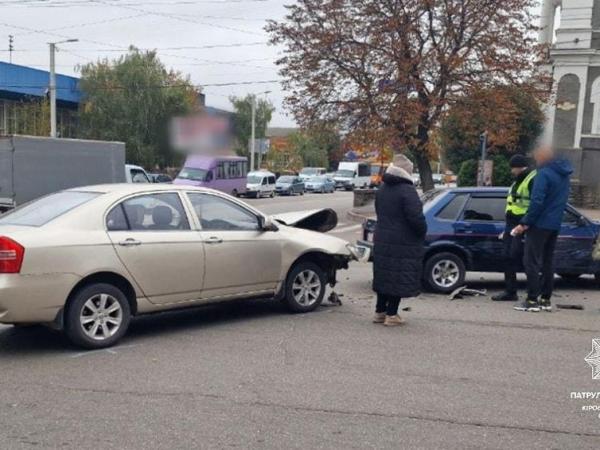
[{"xmin": 506, "ymin": 170, "xmax": 537, "ymax": 216}]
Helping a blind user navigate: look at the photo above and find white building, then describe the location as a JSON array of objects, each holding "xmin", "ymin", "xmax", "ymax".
[{"xmin": 541, "ymin": 0, "xmax": 600, "ymax": 206}]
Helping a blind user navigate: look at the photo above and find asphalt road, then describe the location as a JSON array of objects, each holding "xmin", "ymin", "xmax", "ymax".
[{"xmin": 1, "ymin": 191, "xmax": 600, "ymax": 449}]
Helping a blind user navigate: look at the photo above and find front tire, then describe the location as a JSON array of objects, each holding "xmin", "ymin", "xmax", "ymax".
[
  {"xmin": 284, "ymin": 262, "xmax": 327, "ymax": 313},
  {"xmin": 65, "ymin": 283, "xmax": 131, "ymax": 349},
  {"xmin": 424, "ymin": 252, "xmax": 466, "ymax": 294}
]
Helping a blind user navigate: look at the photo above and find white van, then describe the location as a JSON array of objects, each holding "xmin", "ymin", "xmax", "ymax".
[
  {"xmin": 333, "ymin": 162, "xmax": 371, "ymax": 190},
  {"xmin": 246, "ymin": 171, "xmax": 277, "ymax": 198}
]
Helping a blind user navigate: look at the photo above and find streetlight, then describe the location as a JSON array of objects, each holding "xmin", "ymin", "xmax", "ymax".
[
  {"xmin": 48, "ymin": 38, "xmax": 78, "ymax": 138},
  {"xmin": 250, "ymin": 90, "xmax": 272, "ymax": 171}
]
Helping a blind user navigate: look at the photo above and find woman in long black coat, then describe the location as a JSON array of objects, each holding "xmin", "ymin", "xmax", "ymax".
[{"xmin": 372, "ymin": 155, "xmax": 427, "ymax": 326}]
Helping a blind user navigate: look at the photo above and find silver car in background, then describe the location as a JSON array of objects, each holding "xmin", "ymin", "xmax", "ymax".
[{"xmin": 0, "ymin": 185, "xmax": 360, "ymax": 349}]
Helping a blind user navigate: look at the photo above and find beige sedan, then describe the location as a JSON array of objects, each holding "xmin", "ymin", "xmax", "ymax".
[{"xmin": 0, "ymin": 184, "xmax": 360, "ymax": 348}]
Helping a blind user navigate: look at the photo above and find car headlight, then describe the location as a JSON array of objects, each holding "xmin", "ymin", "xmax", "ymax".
[{"xmin": 346, "ymin": 243, "xmax": 370, "ymax": 262}]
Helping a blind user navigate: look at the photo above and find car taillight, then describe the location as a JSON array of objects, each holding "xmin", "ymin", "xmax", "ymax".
[{"xmin": 0, "ymin": 237, "xmax": 24, "ymax": 274}]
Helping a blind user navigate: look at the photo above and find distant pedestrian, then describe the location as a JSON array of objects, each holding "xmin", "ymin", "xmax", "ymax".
[
  {"xmin": 512, "ymin": 145, "xmax": 573, "ymax": 312},
  {"xmin": 492, "ymin": 154, "xmax": 537, "ymax": 302},
  {"xmin": 372, "ymin": 154, "xmax": 427, "ymax": 326}
]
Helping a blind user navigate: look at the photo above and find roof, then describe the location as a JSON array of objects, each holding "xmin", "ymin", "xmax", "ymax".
[
  {"xmin": 448, "ymin": 187, "xmax": 509, "ymax": 194},
  {"xmin": 266, "ymin": 127, "xmax": 298, "ymax": 138},
  {"xmin": 69, "ymin": 183, "xmax": 210, "ymax": 195},
  {"xmin": 0, "ymin": 61, "xmax": 80, "ymax": 105}
]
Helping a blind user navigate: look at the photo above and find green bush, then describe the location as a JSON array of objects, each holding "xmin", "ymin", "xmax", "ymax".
[
  {"xmin": 457, "ymin": 160, "xmax": 478, "ymax": 187},
  {"xmin": 492, "ymin": 155, "xmax": 512, "ymax": 187}
]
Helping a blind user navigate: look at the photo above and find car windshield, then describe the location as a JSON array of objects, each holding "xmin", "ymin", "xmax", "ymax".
[
  {"xmin": 301, "ymin": 168, "xmax": 319, "ymax": 176},
  {"xmin": 0, "ymin": 191, "xmax": 100, "ymax": 227},
  {"xmin": 247, "ymin": 175, "xmax": 263, "ymax": 184},
  {"xmin": 336, "ymin": 170, "xmax": 354, "ymax": 178},
  {"xmin": 309, "ymin": 176, "xmax": 326, "ymax": 183},
  {"xmin": 278, "ymin": 176, "xmax": 294, "ymax": 183},
  {"xmin": 178, "ymin": 167, "xmax": 209, "ymax": 182}
]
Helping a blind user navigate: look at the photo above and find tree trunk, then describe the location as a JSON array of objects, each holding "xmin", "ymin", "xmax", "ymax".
[{"xmin": 415, "ymin": 151, "xmax": 435, "ymax": 192}]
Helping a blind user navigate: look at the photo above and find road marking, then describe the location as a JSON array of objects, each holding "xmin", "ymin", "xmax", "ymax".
[
  {"xmin": 331, "ymin": 224, "xmax": 362, "ymax": 234},
  {"xmin": 69, "ymin": 344, "xmax": 139, "ymax": 358}
]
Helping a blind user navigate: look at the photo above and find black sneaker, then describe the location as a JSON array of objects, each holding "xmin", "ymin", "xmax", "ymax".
[
  {"xmin": 492, "ymin": 292, "xmax": 518, "ymax": 302},
  {"xmin": 513, "ymin": 299, "xmax": 540, "ymax": 312},
  {"xmin": 539, "ymin": 298, "xmax": 552, "ymax": 312}
]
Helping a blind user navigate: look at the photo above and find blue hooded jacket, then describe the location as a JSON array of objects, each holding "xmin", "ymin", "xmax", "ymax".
[{"xmin": 521, "ymin": 157, "xmax": 573, "ymax": 231}]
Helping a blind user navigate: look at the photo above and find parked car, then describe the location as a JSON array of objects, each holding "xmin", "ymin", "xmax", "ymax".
[
  {"xmin": 149, "ymin": 173, "xmax": 173, "ymax": 184},
  {"xmin": 358, "ymin": 187, "xmax": 600, "ymax": 294},
  {"xmin": 305, "ymin": 176, "xmax": 336, "ymax": 193},
  {"xmin": 275, "ymin": 176, "xmax": 305, "ymax": 196},
  {"xmin": 0, "ymin": 184, "xmax": 362, "ymax": 349},
  {"xmin": 174, "ymin": 155, "xmax": 248, "ymax": 197},
  {"xmin": 299, "ymin": 167, "xmax": 327, "ymax": 181},
  {"xmin": 246, "ymin": 171, "xmax": 277, "ymax": 198},
  {"xmin": 125, "ymin": 164, "xmax": 151, "ymax": 183}
]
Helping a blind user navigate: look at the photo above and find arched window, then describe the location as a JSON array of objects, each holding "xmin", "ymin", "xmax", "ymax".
[{"xmin": 591, "ymin": 77, "xmax": 600, "ymax": 135}]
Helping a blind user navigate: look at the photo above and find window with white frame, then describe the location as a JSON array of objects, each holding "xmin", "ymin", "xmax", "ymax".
[{"xmin": 591, "ymin": 77, "xmax": 600, "ymax": 135}]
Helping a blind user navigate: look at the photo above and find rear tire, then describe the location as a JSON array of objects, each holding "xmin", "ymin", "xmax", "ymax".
[
  {"xmin": 284, "ymin": 262, "xmax": 327, "ymax": 313},
  {"xmin": 65, "ymin": 283, "xmax": 131, "ymax": 349},
  {"xmin": 424, "ymin": 252, "xmax": 466, "ymax": 294},
  {"xmin": 231, "ymin": 189, "xmax": 238, "ymax": 198}
]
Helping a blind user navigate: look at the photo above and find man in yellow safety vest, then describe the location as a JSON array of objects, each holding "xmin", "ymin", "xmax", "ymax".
[{"xmin": 491, "ymin": 154, "xmax": 537, "ymax": 302}]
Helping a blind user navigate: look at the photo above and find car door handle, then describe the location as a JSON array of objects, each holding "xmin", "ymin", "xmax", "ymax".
[
  {"xmin": 118, "ymin": 238, "xmax": 142, "ymax": 247},
  {"xmin": 204, "ymin": 237, "xmax": 223, "ymax": 245},
  {"xmin": 455, "ymin": 224, "xmax": 473, "ymax": 233}
]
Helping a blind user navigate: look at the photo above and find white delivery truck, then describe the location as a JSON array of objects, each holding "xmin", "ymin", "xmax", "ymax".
[{"xmin": 333, "ymin": 161, "xmax": 371, "ymax": 190}]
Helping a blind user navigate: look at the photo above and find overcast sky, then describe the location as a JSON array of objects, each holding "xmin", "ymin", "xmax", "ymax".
[
  {"xmin": 0, "ymin": 0, "xmax": 293, "ymax": 126},
  {"xmin": 0, "ymin": 1, "xmax": 547, "ymax": 128}
]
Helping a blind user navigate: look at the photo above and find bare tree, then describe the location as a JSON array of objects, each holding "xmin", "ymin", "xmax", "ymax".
[{"xmin": 267, "ymin": 0, "xmax": 548, "ymax": 190}]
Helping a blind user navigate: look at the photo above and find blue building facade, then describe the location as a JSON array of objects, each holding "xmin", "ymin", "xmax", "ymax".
[{"xmin": 0, "ymin": 61, "xmax": 80, "ymax": 137}]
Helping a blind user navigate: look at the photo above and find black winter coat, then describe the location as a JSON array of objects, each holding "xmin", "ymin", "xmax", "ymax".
[{"xmin": 372, "ymin": 173, "xmax": 427, "ymax": 298}]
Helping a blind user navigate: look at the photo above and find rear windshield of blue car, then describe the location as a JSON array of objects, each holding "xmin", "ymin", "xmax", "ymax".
[{"xmin": 0, "ymin": 191, "xmax": 101, "ymax": 227}]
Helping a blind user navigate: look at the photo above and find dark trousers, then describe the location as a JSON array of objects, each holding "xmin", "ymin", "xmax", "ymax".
[
  {"xmin": 503, "ymin": 218, "xmax": 525, "ymax": 295},
  {"xmin": 523, "ymin": 226, "xmax": 558, "ymax": 301},
  {"xmin": 376, "ymin": 294, "xmax": 401, "ymax": 316}
]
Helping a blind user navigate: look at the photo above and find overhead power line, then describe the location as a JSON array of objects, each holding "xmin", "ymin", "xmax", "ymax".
[
  {"xmin": 0, "ymin": 79, "xmax": 281, "ymax": 90},
  {"xmin": 0, "ymin": 42, "xmax": 269, "ymax": 52},
  {"xmin": 91, "ymin": 0, "xmax": 264, "ymax": 36}
]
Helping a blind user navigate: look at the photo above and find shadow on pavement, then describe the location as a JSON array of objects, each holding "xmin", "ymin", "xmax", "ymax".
[{"xmin": 0, "ymin": 298, "xmax": 296, "ymax": 356}]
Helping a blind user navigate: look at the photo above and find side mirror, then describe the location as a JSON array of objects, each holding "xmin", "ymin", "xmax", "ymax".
[
  {"xmin": 577, "ymin": 216, "xmax": 588, "ymax": 227},
  {"xmin": 260, "ymin": 216, "xmax": 279, "ymax": 232}
]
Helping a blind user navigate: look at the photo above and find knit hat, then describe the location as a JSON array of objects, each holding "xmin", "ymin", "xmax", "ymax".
[
  {"xmin": 509, "ymin": 154, "xmax": 530, "ymax": 169},
  {"xmin": 386, "ymin": 154, "xmax": 414, "ymax": 178}
]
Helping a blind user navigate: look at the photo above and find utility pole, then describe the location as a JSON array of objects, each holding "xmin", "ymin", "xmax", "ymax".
[
  {"xmin": 479, "ymin": 131, "xmax": 488, "ymax": 186},
  {"xmin": 48, "ymin": 39, "xmax": 78, "ymax": 138},
  {"xmin": 249, "ymin": 90, "xmax": 271, "ymax": 172},
  {"xmin": 8, "ymin": 35, "xmax": 13, "ymax": 63},
  {"xmin": 49, "ymin": 42, "xmax": 57, "ymax": 138},
  {"xmin": 250, "ymin": 95, "xmax": 256, "ymax": 172}
]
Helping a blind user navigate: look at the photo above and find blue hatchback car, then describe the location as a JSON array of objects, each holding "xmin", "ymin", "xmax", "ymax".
[{"xmin": 359, "ymin": 187, "xmax": 600, "ymax": 294}]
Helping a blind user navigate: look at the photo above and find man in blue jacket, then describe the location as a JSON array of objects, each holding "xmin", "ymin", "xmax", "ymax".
[{"xmin": 511, "ymin": 145, "xmax": 573, "ymax": 312}]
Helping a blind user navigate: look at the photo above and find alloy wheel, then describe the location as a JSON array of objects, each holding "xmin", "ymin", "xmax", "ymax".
[
  {"xmin": 79, "ymin": 293, "xmax": 123, "ymax": 341},
  {"xmin": 432, "ymin": 260, "xmax": 460, "ymax": 288},
  {"xmin": 292, "ymin": 270, "xmax": 322, "ymax": 306}
]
